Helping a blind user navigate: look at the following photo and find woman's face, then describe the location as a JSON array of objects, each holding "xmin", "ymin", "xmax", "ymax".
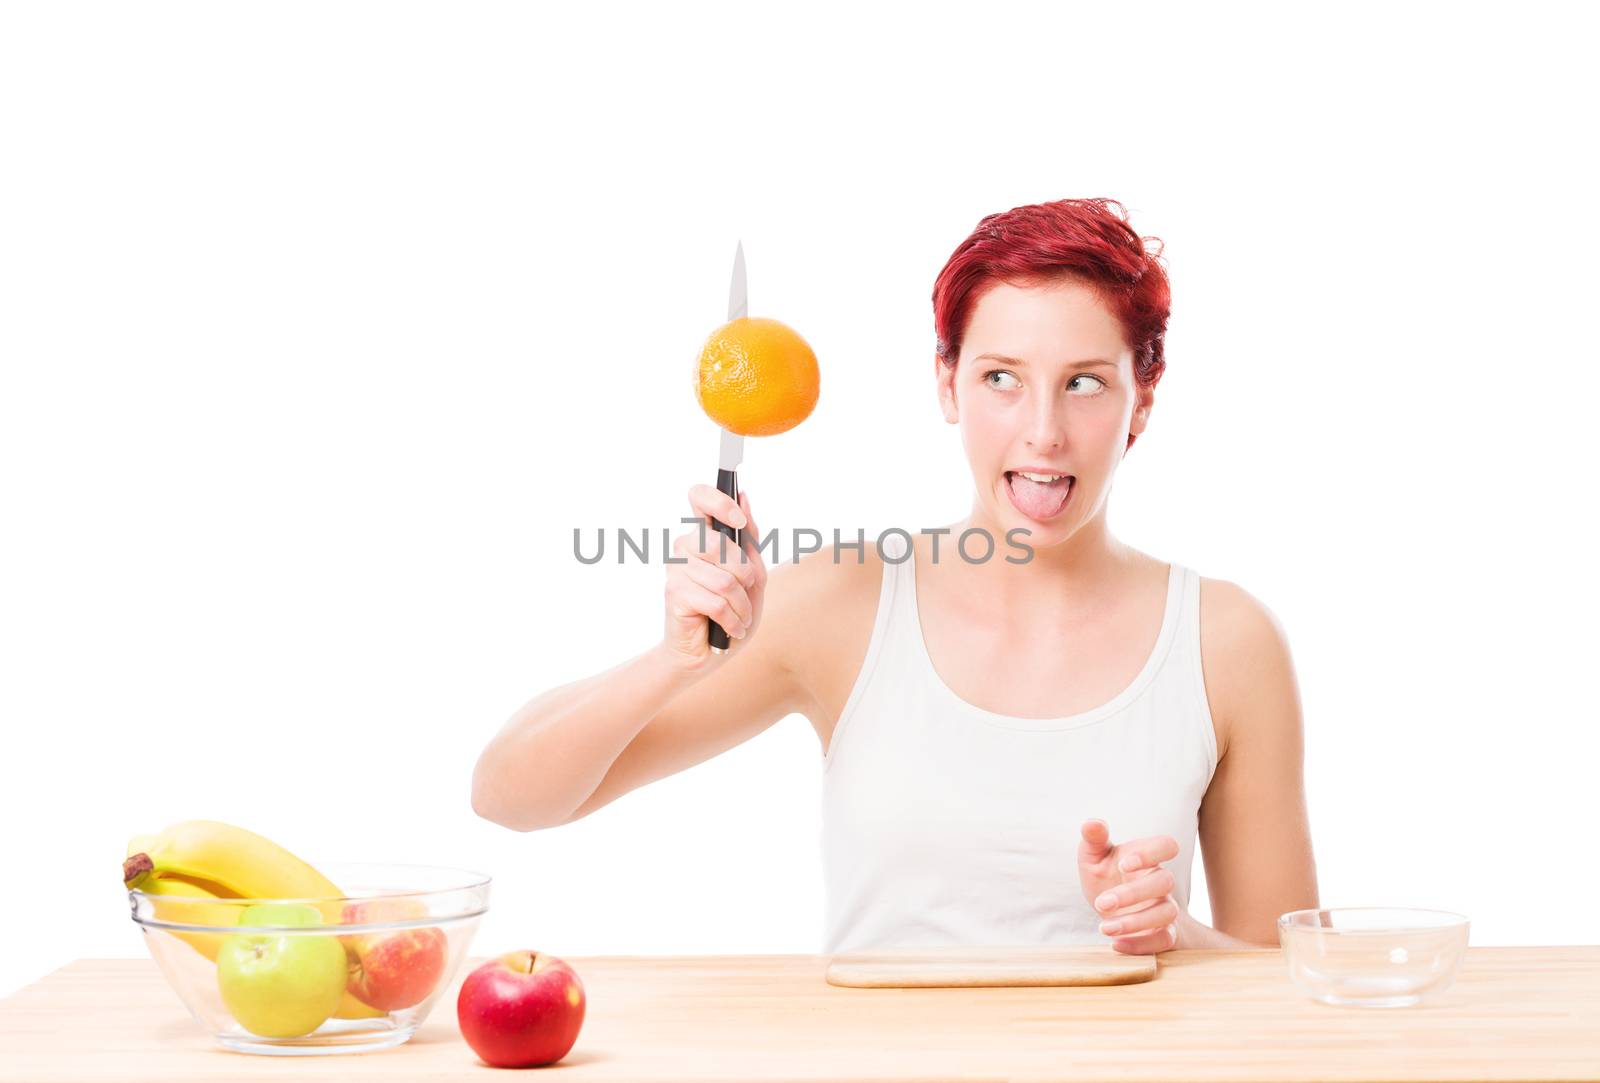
[{"xmin": 936, "ymin": 278, "xmax": 1153, "ymax": 548}]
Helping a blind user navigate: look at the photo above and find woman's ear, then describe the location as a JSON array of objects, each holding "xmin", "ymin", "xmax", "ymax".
[
  {"xmin": 936, "ymin": 354, "xmax": 959, "ymax": 424},
  {"xmin": 1128, "ymin": 382, "xmax": 1155, "ymax": 438}
]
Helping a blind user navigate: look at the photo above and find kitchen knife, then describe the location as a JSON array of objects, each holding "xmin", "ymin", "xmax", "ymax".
[{"xmin": 708, "ymin": 240, "xmax": 746, "ymax": 653}]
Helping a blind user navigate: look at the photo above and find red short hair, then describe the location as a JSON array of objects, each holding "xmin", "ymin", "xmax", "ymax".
[{"xmin": 932, "ymin": 197, "xmax": 1171, "ymax": 392}]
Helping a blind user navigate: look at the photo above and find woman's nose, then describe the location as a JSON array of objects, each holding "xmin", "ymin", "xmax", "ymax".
[{"xmin": 1025, "ymin": 396, "xmax": 1067, "ymax": 450}]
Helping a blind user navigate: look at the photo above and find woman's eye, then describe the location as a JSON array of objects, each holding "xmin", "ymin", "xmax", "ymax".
[
  {"xmin": 1068, "ymin": 374, "xmax": 1106, "ymax": 394},
  {"xmin": 984, "ymin": 369, "xmax": 1020, "ymax": 390}
]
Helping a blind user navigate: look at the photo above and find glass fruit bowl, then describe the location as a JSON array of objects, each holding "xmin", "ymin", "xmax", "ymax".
[
  {"xmin": 129, "ymin": 861, "xmax": 490, "ymax": 1055},
  {"xmin": 1278, "ymin": 907, "xmax": 1469, "ymax": 1008}
]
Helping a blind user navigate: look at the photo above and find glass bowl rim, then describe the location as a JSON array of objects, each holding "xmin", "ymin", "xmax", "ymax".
[
  {"xmin": 1277, "ymin": 906, "xmax": 1469, "ymax": 933},
  {"xmin": 128, "ymin": 860, "xmax": 491, "ymax": 934}
]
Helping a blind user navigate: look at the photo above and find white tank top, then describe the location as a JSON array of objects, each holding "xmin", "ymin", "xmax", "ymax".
[{"xmin": 819, "ymin": 531, "xmax": 1219, "ymax": 954}]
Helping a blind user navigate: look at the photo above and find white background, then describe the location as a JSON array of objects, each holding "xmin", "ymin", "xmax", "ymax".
[{"xmin": 2, "ymin": 2, "xmax": 1596, "ymax": 999}]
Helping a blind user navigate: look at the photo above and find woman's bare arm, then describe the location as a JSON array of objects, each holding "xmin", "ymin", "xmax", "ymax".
[
  {"xmin": 471, "ymin": 485, "xmax": 827, "ymax": 832},
  {"xmin": 1192, "ymin": 578, "xmax": 1321, "ymax": 945},
  {"xmin": 471, "ymin": 644, "xmax": 715, "ymax": 831},
  {"xmin": 548, "ymin": 582, "xmax": 812, "ymax": 825}
]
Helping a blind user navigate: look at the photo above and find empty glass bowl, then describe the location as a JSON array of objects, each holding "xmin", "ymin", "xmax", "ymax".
[
  {"xmin": 1278, "ymin": 907, "xmax": 1469, "ymax": 1007},
  {"xmin": 129, "ymin": 862, "xmax": 489, "ymax": 1054}
]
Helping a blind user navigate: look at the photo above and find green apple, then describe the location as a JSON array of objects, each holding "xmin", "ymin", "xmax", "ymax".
[
  {"xmin": 237, "ymin": 903, "xmax": 324, "ymax": 928},
  {"xmin": 216, "ymin": 903, "xmax": 348, "ymax": 1038}
]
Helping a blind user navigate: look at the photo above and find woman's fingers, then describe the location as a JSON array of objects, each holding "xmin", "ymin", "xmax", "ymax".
[
  {"xmin": 1114, "ymin": 834, "xmax": 1180, "ymax": 874},
  {"xmin": 1079, "ymin": 819, "xmax": 1113, "ymax": 864},
  {"xmin": 686, "ymin": 484, "xmax": 756, "ymax": 562},
  {"xmin": 667, "ymin": 579, "xmax": 745, "ymax": 641},
  {"xmin": 1093, "ymin": 868, "xmax": 1176, "ymax": 915},
  {"xmin": 1100, "ymin": 897, "xmax": 1180, "ymax": 937},
  {"xmin": 1110, "ymin": 921, "xmax": 1179, "ymax": 955},
  {"xmin": 673, "ymin": 522, "xmax": 759, "ymax": 591},
  {"xmin": 688, "ymin": 483, "xmax": 746, "ymax": 534},
  {"xmin": 1083, "ymin": 824, "xmax": 1181, "ymax": 949},
  {"xmin": 661, "ymin": 486, "xmax": 765, "ymax": 664},
  {"xmin": 667, "ymin": 486, "xmax": 767, "ymax": 645},
  {"xmin": 681, "ymin": 555, "xmax": 753, "ymax": 633}
]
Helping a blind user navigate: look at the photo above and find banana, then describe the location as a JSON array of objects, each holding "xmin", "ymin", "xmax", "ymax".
[
  {"xmin": 161, "ymin": 871, "xmax": 243, "ymax": 897},
  {"xmin": 133, "ymin": 872, "xmax": 239, "ymax": 961},
  {"xmin": 334, "ymin": 986, "xmax": 389, "ymax": 1020},
  {"xmin": 123, "ymin": 820, "xmax": 344, "ymax": 923}
]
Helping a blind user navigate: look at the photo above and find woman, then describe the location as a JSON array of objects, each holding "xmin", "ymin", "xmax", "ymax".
[{"xmin": 472, "ymin": 198, "xmax": 1319, "ymax": 956}]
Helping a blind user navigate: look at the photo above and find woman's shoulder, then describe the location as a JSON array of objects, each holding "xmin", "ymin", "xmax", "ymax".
[
  {"xmin": 760, "ymin": 539, "xmax": 889, "ymax": 731},
  {"xmin": 764, "ymin": 536, "xmax": 887, "ymax": 613},
  {"xmin": 1196, "ymin": 574, "xmax": 1287, "ymax": 639},
  {"xmin": 1194, "ymin": 572, "xmax": 1298, "ymax": 762}
]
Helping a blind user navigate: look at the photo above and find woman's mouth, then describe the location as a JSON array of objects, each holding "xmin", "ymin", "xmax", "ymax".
[{"xmin": 1004, "ymin": 470, "xmax": 1074, "ymax": 521}]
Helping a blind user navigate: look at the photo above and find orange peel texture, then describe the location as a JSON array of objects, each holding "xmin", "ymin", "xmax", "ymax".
[{"xmin": 694, "ymin": 317, "xmax": 820, "ymax": 437}]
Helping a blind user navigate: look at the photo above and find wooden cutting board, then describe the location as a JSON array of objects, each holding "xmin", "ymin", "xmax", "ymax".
[{"xmin": 825, "ymin": 945, "xmax": 1157, "ymax": 988}]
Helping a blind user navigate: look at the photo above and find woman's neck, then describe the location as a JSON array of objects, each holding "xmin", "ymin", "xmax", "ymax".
[{"xmin": 933, "ymin": 501, "xmax": 1133, "ymax": 611}]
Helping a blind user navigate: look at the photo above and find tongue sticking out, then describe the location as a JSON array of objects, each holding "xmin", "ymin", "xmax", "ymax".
[{"xmin": 1007, "ymin": 473, "xmax": 1073, "ymax": 520}]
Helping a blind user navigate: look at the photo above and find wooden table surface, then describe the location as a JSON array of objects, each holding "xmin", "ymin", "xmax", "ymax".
[{"xmin": 2, "ymin": 948, "xmax": 1598, "ymax": 1082}]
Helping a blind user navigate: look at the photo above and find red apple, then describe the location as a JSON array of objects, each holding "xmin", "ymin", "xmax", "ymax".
[
  {"xmin": 456, "ymin": 951, "xmax": 586, "ymax": 1068},
  {"xmin": 340, "ymin": 899, "xmax": 448, "ymax": 1011}
]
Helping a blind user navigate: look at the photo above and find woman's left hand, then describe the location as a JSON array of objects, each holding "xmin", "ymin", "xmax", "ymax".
[{"xmin": 1077, "ymin": 818, "xmax": 1184, "ymax": 954}]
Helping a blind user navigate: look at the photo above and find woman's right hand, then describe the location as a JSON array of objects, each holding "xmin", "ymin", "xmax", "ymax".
[{"xmin": 662, "ymin": 484, "xmax": 768, "ymax": 674}]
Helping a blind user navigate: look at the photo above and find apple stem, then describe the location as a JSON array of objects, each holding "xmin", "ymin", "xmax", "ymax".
[{"xmin": 123, "ymin": 853, "xmax": 154, "ymax": 888}]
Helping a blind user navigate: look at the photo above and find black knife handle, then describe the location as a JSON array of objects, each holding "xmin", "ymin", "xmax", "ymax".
[{"xmin": 707, "ymin": 467, "xmax": 740, "ymax": 652}]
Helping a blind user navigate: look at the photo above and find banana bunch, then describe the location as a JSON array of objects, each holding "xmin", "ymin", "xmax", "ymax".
[
  {"xmin": 130, "ymin": 871, "xmax": 238, "ymax": 961},
  {"xmin": 124, "ymin": 820, "xmax": 384, "ymax": 1020},
  {"xmin": 123, "ymin": 821, "xmax": 343, "ymax": 913}
]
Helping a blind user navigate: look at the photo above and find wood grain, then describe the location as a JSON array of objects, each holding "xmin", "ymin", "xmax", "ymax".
[
  {"xmin": 826, "ymin": 945, "xmax": 1157, "ymax": 987},
  {"xmin": 1, "ymin": 949, "xmax": 1597, "ymax": 1081}
]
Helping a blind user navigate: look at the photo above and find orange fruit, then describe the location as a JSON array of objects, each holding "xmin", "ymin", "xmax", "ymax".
[{"xmin": 694, "ymin": 317, "xmax": 820, "ymax": 437}]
